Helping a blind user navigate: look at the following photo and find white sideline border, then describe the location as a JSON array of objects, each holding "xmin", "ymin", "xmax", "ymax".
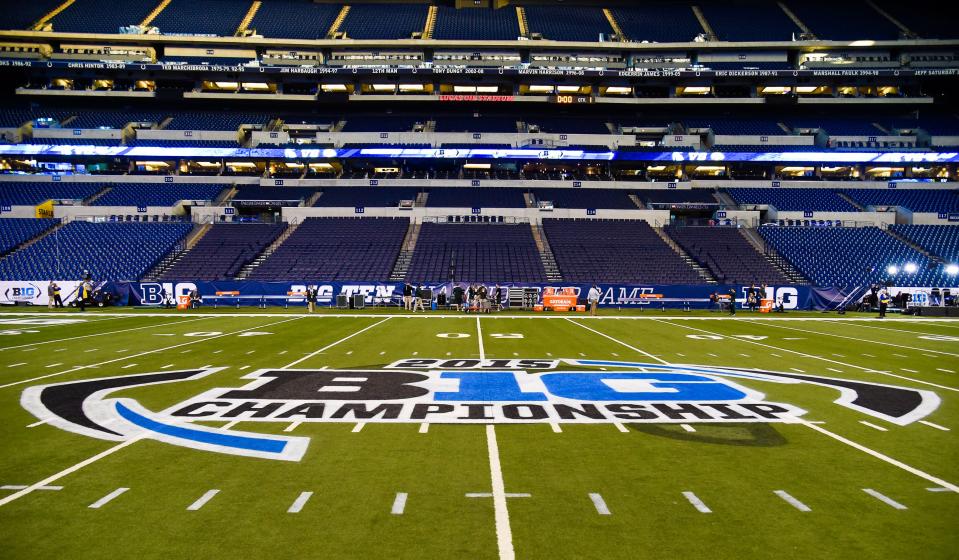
[{"xmin": 1, "ymin": 311, "xmax": 959, "ymax": 322}]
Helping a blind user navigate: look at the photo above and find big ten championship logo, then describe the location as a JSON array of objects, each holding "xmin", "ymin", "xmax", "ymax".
[
  {"xmin": 741, "ymin": 286, "xmax": 799, "ymax": 309},
  {"xmin": 21, "ymin": 359, "xmax": 939, "ymax": 462},
  {"xmin": 140, "ymin": 282, "xmax": 197, "ymax": 305}
]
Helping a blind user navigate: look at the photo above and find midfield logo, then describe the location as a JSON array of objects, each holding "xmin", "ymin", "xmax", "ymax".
[{"xmin": 21, "ymin": 359, "xmax": 939, "ymax": 462}]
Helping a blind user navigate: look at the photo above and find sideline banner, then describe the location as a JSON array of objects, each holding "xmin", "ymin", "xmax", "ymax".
[{"xmin": 115, "ymin": 281, "xmax": 816, "ymax": 310}]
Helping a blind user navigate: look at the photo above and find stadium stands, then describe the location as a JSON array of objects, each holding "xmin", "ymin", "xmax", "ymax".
[
  {"xmin": 638, "ymin": 190, "xmax": 718, "ymax": 206},
  {"xmin": 0, "ymin": 218, "xmax": 58, "ymax": 255},
  {"xmin": 432, "ymin": 7, "xmax": 519, "ymax": 40},
  {"xmin": 759, "ymin": 225, "xmax": 947, "ymax": 287},
  {"xmin": 872, "ymin": 0, "xmax": 959, "ymax": 39},
  {"xmin": 68, "ymin": 111, "xmax": 166, "ymax": 129},
  {"xmin": 0, "ymin": 108, "xmax": 68, "ymax": 128},
  {"xmin": 787, "ymin": 118, "xmax": 884, "ymax": 135},
  {"xmin": 611, "ymin": 5, "xmax": 704, "ymax": 43},
  {"xmin": 529, "ymin": 118, "xmax": 610, "ymax": 134},
  {"xmin": 248, "ymin": 1, "xmax": 341, "ymax": 40},
  {"xmin": 150, "ymin": 0, "xmax": 249, "ymax": 36},
  {"xmin": 1, "ymin": 0, "xmax": 62, "ymax": 31},
  {"xmin": 314, "ymin": 188, "xmax": 418, "ymax": 208},
  {"xmin": 425, "ymin": 188, "xmax": 527, "ymax": 208},
  {"xmin": 0, "ymin": 221, "xmax": 192, "ymax": 281},
  {"xmin": 231, "ymin": 186, "xmax": 315, "ymax": 206},
  {"xmin": 249, "ymin": 217, "xmax": 407, "ymax": 281},
  {"xmin": 48, "ymin": 0, "xmax": 157, "ymax": 34},
  {"xmin": 698, "ymin": 1, "xmax": 801, "ymax": 41},
  {"xmin": 339, "ymin": 4, "xmax": 428, "ymax": 39},
  {"xmin": 92, "ymin": 184, "xmax": 226, "ymax": 207},
  {"xmin": 784, "ymin": 0, "xmax": 901, "ymax": 41},
  {"xmin": 532, "ymin": 189, "xmax": 636, "ymax": 210},
  {"xmin": 844, "ymin": 189, "xmax": 959, "ymax": 213},
  {"xmin": 891, "ymin": 225, "xmax": 959, "ymax": 262},
  {"xmin": 524, "ymin": 6, "xmax": 613, "ymax": 42},
  {"xmin": 0, "ymin": 182, "xmax": 100, "ymax": 206},
  {"xmin": 544, "ymin": 219, "xmax": 702, "ymax": 284},
  {"xmin": 685, "ymin": 117, "xmax": 785, "ymax": 136},
  {"xmin": 406, "ymin": 222, "xmax": 547, "ymax": 283},
  {"xmin": 725, "ymin": 188, "xmax": 858, "ymax": 212},
  {"xmin": 164, "ymin": 112, "xmax": 270, "ymax": 130},
  {"xmin": 434, "ymin": 116, "xmax": 518, "ymax": 133},
  {"xmin": 341, "ymin": 116, "xmax": 421, "ymax": 133},
  {"xmin": 33, "ymin": 138, "xmax": 122, "ymax": 146},
  {"xmin": 127, "ymin": 139, "xmax": 241, "ymax": 148},
  {"xmin": 666, "ymin": 225, "xmax": 792, "ymax": 284},
  {"xmin": 160, "ymin": 223, "xmax": 286, "ymax": 281}
]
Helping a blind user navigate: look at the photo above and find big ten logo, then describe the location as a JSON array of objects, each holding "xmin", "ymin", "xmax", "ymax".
[
  {"xmin": 340, "ymin": 284, "xmax": 396, "ymax": 304},
  {"xmin": 741, "ymin": 286, "xmax": 799, "ymax": 309},
  {"xmin": 290, "ymin": 284, "xmax": 334, "ymax": 303},
  {"xmin": 140, "ymin": 282, "xmax": 197, "ymax": 305},
  {"xmin": 10, "ymin": 286, "xmax": 37, "ymax": 300}
]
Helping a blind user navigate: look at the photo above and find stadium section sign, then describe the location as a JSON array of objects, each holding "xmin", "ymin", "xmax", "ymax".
[{"xmin": 21, "ymin": 359, "xmax": 939, "ymax": 462}]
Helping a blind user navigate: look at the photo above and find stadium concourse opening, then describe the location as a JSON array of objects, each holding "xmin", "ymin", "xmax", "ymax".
[{"xmin": 0, "ymin": 0, "xmax": 958, "ymax": 558}]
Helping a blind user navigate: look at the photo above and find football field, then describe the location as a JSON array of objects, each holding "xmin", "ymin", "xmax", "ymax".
[{"xmin": 0, "ymin": 309, "xmax": 957, "ymax": 559}]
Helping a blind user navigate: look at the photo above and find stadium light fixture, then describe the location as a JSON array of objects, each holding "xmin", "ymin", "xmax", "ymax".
[
  {"xmin": 947, "ymin": 264, "xmax": 959, "ymax": 275},
  {"xmin": 887, "ymin": 265, "xmax": 899, "ymax": 275},
  {"xmin": 904, "ymin": 263, "xmax": 918, "ymax": 274}
]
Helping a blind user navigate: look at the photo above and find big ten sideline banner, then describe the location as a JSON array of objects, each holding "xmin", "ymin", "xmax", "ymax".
[
  {"xmin": 0, "ymin": 280, "xmax": 86, "ymax": 306},
  {"xmin": 110, "ymin": 281, "xmax": 822, "ymax": 310}
]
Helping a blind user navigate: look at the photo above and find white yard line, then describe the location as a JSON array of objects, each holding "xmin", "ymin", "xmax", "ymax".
[
  {"xmin": 682, "ymin": 491, "xmax": 712, "ymax": 513},
  {"xmin": 651, "ymin": 319, "xmax": 959, "ymax": 393},
  {"xmin": 486, "ymin": 425, "xmax": 515, "ymax": 560},
  {"xmin": 476, "ymin": 316, "xmax": 486, "ymax": 360},
  {"xmin": 589, "ymin": 493, "xmax": 611, "ymax": 515},
  {"xmin": 391, "ymin": 492, "xmax": 408, "ymax": 515},
  {"xmin": 0, "ymin": 316, "xmax": 208, "ymax": 353},
  {"xmin": 26, "ymin": 418, "xmax": 50, "ymax": 428},
  {"xmin": 6, "ymin": 363, "xmax": 26, "ymax": 368},
  {"xmin": 803, "ymin": 422, "xmax": 958, "ymax": 493},
  {"xmin": 187, "ymin": 489, "xmax": 220, "ymax": 511},
  {"xmin": 0, "ymin": 437, "xmax": 142, "ymax": 508},
  {"xmin": 88, "ymin": 487, "xmax": 129, "ymax": 509},
  {"xmin": 418, "ymin": 423, "xmax": 429, "ymax": 434},
  {"xmin": 284, "ymin": 421, "xmax": 301, "ymax": 433},
  {"xmin": 352, "ymin": 422, "xmax": 365, "ymax": 433},
  {"xmin": 613, "ymin": 422, "xmax": 629, "ymax": 433},
  {"xmin": 280, "ymin": 318, "xmax": 391, "ymax": 369},
  {"xmin": 936, "ymin": 368, "xmax": 955, "ymax": 373},
  {"xmin": 549, "ymin": 422, "xmax": 563, "ymax": 433},
  {"xmin": 774, "ymin": 490, "xmax": 811, "ymax": 512},
  {"xmin": 287, "ymin": 491, "xmax": 312, "ymax": 513},
  {"xmin": 862, "ymin": 488, "xmax": 907, "ymax": 510},
  {"xmin": 680, "ymin": 424, "xmax": 696, "ymax": 432},
  {"xmin": 0, "ymin": 316, "xmax": 304, "ymax": 390}
]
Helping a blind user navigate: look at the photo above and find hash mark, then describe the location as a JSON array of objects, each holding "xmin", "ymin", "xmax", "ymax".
[
  {"xmin": 89, "ymin": 487, "xmax": 129, "ymax": 509},
  {"xmin": 774, "ymin": 490, "xmax": 810, "ymax": 512},
  {"xmin": 860, "ymin": 420, "xmax": 888, "ymax": 432},
  {"xmin": 680, "ymin": 424, "xmax": 696, "ymax": 432},
  {"xmin": 682, "ymin": 491, "xmax": 711, "ymax": 513},
  {"xmin": 589, "ymin": 493, "xmax": 611, "ymax": 515},
  {"xmin": 862, "ymin": 488, "xmax": 907, "ymax": 510},
  {"xmin": 391, "ymin": 492, "xmax": 408, "ymax": 515},
  {"xmin": 287, "ymin": 491, "xmax": 312, "ymax": 513},
  {"xmin": 187, "ymin": 489, "xmax": 220, "ymax": 511}
]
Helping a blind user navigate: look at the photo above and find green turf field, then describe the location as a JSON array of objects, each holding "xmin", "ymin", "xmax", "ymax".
[{"xmin": 0, "ymin": 309, "xmax": 956, "ymax": 559}]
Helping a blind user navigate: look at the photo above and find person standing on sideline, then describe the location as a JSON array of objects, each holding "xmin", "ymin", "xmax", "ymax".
[
  {"xmin": 306, "ymin": 285, "xmax": 317, "ymax": 313},
  {"xmin": 747, "ymin": 284, "xmax": 758, "ymax": 312},
  {"xmin": 74, "ymin": 277, "xmax": 92, "ymax": 312},
  {"xmin": 587, "ymin": 284, "xmax": 601, "ymax": 316},
  {"xmin": 52, "ymin": 282, "xmax": 63, "ymax": 308},
  {"xmin": 494, "ymin": 284, "xmax": 503, "ymax": 312},
  {"xmin": 47, "ymin": 282, "xmax": 55, "ymax": 309},
  {"xmin": 467, "ymin": 284, "xmax": 476, "ymax": 313},
  {"xmin": 413, "ymin": 284, "xmax": 426, "ymax": 312},
  {"xmin": 403, "ymin": 283, "xmax": 414, "ymax": 311},
  {"xmin": 728, "ymin": 288, "xmax": 737, "ymax": 315},
  {"xmin": 878, "ymin": 289, "xmax": 891, "ymax": 318}
]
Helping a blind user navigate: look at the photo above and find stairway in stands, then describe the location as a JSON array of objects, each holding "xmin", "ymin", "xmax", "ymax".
[
  {"xmin": 389, "ymin": 222, "xmax": 421, "ymax": 281},
  {"xmin": 739, "ymin": 228, "xmax": 808, "ymax": 284},
  {"xmin": 836, "ymin": 192, "xmax": 866, "ymax": 211},
  {"xmin": 530, "ymin": 224, "xmax": 563, "ymax": 282},
  {"xmin": 653, "ymin": 227, "xmax": 717, "ymax": 283},
  {"xmin": 236, "ymin": 220, "xmax": 299, "ymax": 279},
  {"xmin": 142, "ymin": 222, "xmax": 211, "ymax": 280}
]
